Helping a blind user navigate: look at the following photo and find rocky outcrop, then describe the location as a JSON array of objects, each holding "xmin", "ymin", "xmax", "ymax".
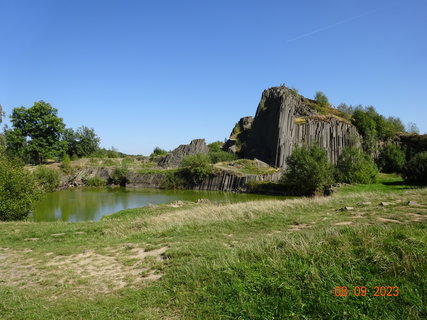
[
  {"xmin": 226, "ymin": 86, "xmax": 360, "ymax": 169},
  {"xmin": 159, "ymin": 139, "xmax": 209, "ymax": 168},
  {"xmin": 195, "ymin": 171, "xmax": 282, "ymax": 192}
]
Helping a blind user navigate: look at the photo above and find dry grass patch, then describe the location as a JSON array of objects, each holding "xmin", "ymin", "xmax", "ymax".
[{"xmin": 0, "ymin": 244, "xmax": 168, "ymax": 297}]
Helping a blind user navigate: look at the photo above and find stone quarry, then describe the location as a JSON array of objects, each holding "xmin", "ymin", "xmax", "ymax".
[{"xmin": 225, "ymin": 85, "xmax": 360, "ymax": 169}]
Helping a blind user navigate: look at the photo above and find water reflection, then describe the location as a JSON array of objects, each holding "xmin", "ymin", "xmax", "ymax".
[{"xmin": 32, "ymin": 188, "xmax": 281, "ymax": 222}]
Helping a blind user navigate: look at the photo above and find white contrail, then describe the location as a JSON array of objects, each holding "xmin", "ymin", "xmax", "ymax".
[{"xmin": 287, "ymin": 6, "xmax": 391, "ymax": 42}]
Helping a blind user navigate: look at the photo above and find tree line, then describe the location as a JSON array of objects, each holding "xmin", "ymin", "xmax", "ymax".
[{"xmin": 2, "ymin": 101, "xmax": 101, "ymax": 164}]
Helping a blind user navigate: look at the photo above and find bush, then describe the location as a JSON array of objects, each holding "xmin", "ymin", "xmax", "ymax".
[
  {"xmin": 150, "ymin": 147, "xmax": 168, "ymax": 157},
  {"xmin": 378, "ymin": 144, "xmax": 406, "ymax": 173},
  {"xmin": 33, "ymin": 166, "xmax": 61, "ymax": 192},
  {"xmin": 0, "ymin": 156, "xmax": 40, "ymax": 221},
  {"xmin": 161, "ymin": 171, "xmax": 186, "ymax": 189},
  {"xmin": 207, "ymin": 141, "xmax": 223, "ymax": 153},
  {"xmin": 111, "ymin": 166, "xmax": 129, "ymax": 186},
  {"xmin": 60, "ymin": 154, "xmax": 73, "ymax": 174},
  {"xmin": 281, "ymin": 145, "xmax": 333, "ymax": 196},
  {"xmin": 209, "ymin": 151, "xmax": 237, "ymax": 164},
  {"xmin": 180, "ymin": 154, "xmax": 213, "ymax": 185},
  {"xmin": 335, "ymin": 147, "xmax": 378, "ymax": 184},
  {"xmin": 402, "ymin": 152, "xmax": 427, "ymax": 185},
  {"xmin": 86, "ymin": 176, "xmax": 107, "ymax": 187},
  {"xmin": 102, "ymin": 159, "xmax": 117, "ymax": 166},
  {"xmin": 121, "ymin": 157, "xmax": 135, "ymax": 166},
  {"xmin": 315, "ymin": 91, "xmax": 330, "ymax": 108}
]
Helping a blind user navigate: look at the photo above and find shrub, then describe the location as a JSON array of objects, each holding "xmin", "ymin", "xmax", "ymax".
[
  {"xmin": 378, "ymin": 144, "xmax": 406, "ymax": 173},
  {"xmin": 0, "ymin": 156, "xmax": 40, "ymax": 221},
  {"xmin": 150, "ymin": 147, "xmax": 168, "ymax": 157},
  {"xmin": 281, "ymin": 145, "xmax": 333, "ymax": 196},
  {"xmin": 209, "ymin": 151, "xmax": 237, "ymax": 164},
  {"xmin": 111, "ymin": 166, "xmax": 129, "ymax": 186},
  {"xmin": 121, "ymin": 157, "xmax": 135, "ymax": 166},
  {"xmin": 315, "ymin": 91, "xmax": 330, "ymax": 108},
  {"xmin": 60, "ymin": 154, "xmax": 73, "ymax": 174},
  {"xmin": 180, "ymin": 154, "xmax": 213, "ymax": 185},
  {"xmin": 33, "ymin": 166, "xmax": 61, "ymax": 192},
  {"xmin": 335, "ymin": 147, "xmax": 378, "ymax": 184},
  {"xmin": 86, "ymin": 176, "xmax": 107, "ymax": 187},
  {"xmin": 402, "ymin": 152, "xmax": 427, "ymax": 185},
  {"xmin": 207, "ymin": 141, "xmax": 223, "ymax": 153},
  {"xmin": 161, "ymin": 171, "xmax": 186, "ymax": 189},
  {"xmin": 102, "ymin": 158, "xmax": 117, "ymax": 166},
  {"xmin": 71, "ymin": 154, "xmax": 79, "ymax": 161}
]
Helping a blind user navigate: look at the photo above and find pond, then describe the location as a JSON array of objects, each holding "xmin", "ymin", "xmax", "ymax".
[{"xmin": 32, "ymin": 188, "xmax": 283, "ymax": 222}]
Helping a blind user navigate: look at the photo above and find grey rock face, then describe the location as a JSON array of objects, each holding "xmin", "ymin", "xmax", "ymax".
[
  {"xmin": 240, "ymin": 86, "xmax": 360, "ymax": 169},
  {"xmin": 159, "ymin": 139, "xmax": 209, "ymax": 168}
]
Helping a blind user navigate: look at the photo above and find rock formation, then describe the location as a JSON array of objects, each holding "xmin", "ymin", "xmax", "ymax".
[
  {"xmin": 159, "ymin": 139, "xmax": 209, "ymax": 168},
  {"xmin": 225, "ymin": 86, "xmax": 360, "ymax": 169}
]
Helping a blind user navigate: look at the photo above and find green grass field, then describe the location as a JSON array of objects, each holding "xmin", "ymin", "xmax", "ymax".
[{"xmin": 0, "ymin": 174, "xmax": 426, "ymax": 319}]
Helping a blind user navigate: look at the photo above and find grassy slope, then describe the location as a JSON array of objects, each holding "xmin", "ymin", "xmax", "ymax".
[{"xmin": 0, "ymin": 175, "xmax": 426, "ymax": 319}]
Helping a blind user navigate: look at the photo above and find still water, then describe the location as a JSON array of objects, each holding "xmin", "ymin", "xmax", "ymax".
[{"xmin": 32, "ymin": 188, "xmax": 280, "ymax": 222}]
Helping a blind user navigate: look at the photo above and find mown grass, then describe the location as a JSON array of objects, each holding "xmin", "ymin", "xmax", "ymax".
[{"xmin": 0, "ymin": 182, "xmax": 426, "ymax": 319}]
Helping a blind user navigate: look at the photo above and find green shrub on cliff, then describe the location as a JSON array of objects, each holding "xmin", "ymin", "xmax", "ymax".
[
  {"xmin": 0, "ymin": 156, "xmax": 39, "ymax": 221},
  {"xmin": 402, "ymin": 152, "xmax": 427, "ymax": 185},
  {"xmin": 111, "ymin": 166, "xmax": 129, "ymax": 186},
  {"xmin": 86, "ymin": 176, "xmax": 107, "ymax": 187},
  {"xmin": 180, "ymin": 154, "xmax": 213, "ymax": 185},
  {"xmin": 335, "ymin": 147, "xmax": 378, "ymax": 184},
  {"xmin": 281, "ymin": 145, "xmax": 333, "ymax": 196},
  {"xmin": 33, "ymin": 166, "xmax": 61, "ymax": 192},
  {"xmin": 315, "ymin": 91, "xmax": 330, "ymax": 108},
  {"xmin": 150, "ymin": 147, "xmax": 168, "ymax": 157}
]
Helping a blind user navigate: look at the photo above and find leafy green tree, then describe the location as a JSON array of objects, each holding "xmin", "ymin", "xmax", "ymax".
[
  {"xmin": 75, "ymin": 126, "xmax": 100, "ymax": 157},
  {"xmin": 64, "ymin": 126, "xmax": 100, "ymax": 158},
  {"xmin": 315, "ymin": 91, "xmax": 330, "ymax": 108},
  {"xmin": 6, "ymin": 101, "xmax": 66, "ymax": 164},
  {"xmin": 281, "ymin": 145, "xmax": 334, "ymax": 196},
  {"xmin": 335, "ymin": 147, "xmax": 378, "ymax": 184},
  {"xmin": 402, "ymin": 152, "xmax": 427, "ymax": 185},
  {"xmin": 0, "ymin": 155, "xmax": 40, "ymax": 221},
  {"xmin": 378, "ymin": 144, "xmax": 406, "ymax": 173}
]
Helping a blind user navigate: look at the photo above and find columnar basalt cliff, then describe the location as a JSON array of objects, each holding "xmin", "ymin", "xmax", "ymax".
[{"xmin": 225, "ymin": 86, "xmax": 360, "ymax": 169}]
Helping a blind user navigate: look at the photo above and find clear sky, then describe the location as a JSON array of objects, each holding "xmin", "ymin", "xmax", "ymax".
[{"xmin": 1, "ymin": 0, "xmax": 426, "ymax": 155}]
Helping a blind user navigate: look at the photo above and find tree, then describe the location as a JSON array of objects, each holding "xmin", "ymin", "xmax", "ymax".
[
  {"xmin": 315, "ymin": 91, "xmax": 330, "ymax": 108},
  {"xmin": 75, "ymin": 126, "xmax": 100, "ymax": 157},
  {"xmin": 406, "ymin": 122, "xmax": 419, "ymax": 134},
  {"xmin": 402, "ymin": 152, "xmax": 427, "ymax": 185},
  {"xmin": 281, "ymin": 145, "xmax": 334, "ymax": 196},
  {"xmin": 6, "ymin": 101, "xmax": 66, "ymax": 164},
  {"xmin": 335, "ymin": 147, "xmax": 378, "ymax": 184},
  {"xmin": 0, "ymin": 104, "xmax": 4, "ymax": 124},
  {"xmin": 0, "ymin": 155, "xmax": 40, "ymax": 221},
  {"xmin": 64, "ymin": 126, "xmax": 100, "ymax": 158},
  {"xmin": 378, "ymin": 144, "xmax": 406, "ymax": 173}
]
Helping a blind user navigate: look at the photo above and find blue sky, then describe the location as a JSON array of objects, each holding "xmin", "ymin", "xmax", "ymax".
[{"xmin": 1, "ymin": 0, "xmax": 426, "ymax": 155}]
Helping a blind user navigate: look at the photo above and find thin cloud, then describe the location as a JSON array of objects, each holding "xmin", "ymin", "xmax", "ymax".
[{"xmin": 287, "ymin": 6, "xmax": 391, "ymax": 42}]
